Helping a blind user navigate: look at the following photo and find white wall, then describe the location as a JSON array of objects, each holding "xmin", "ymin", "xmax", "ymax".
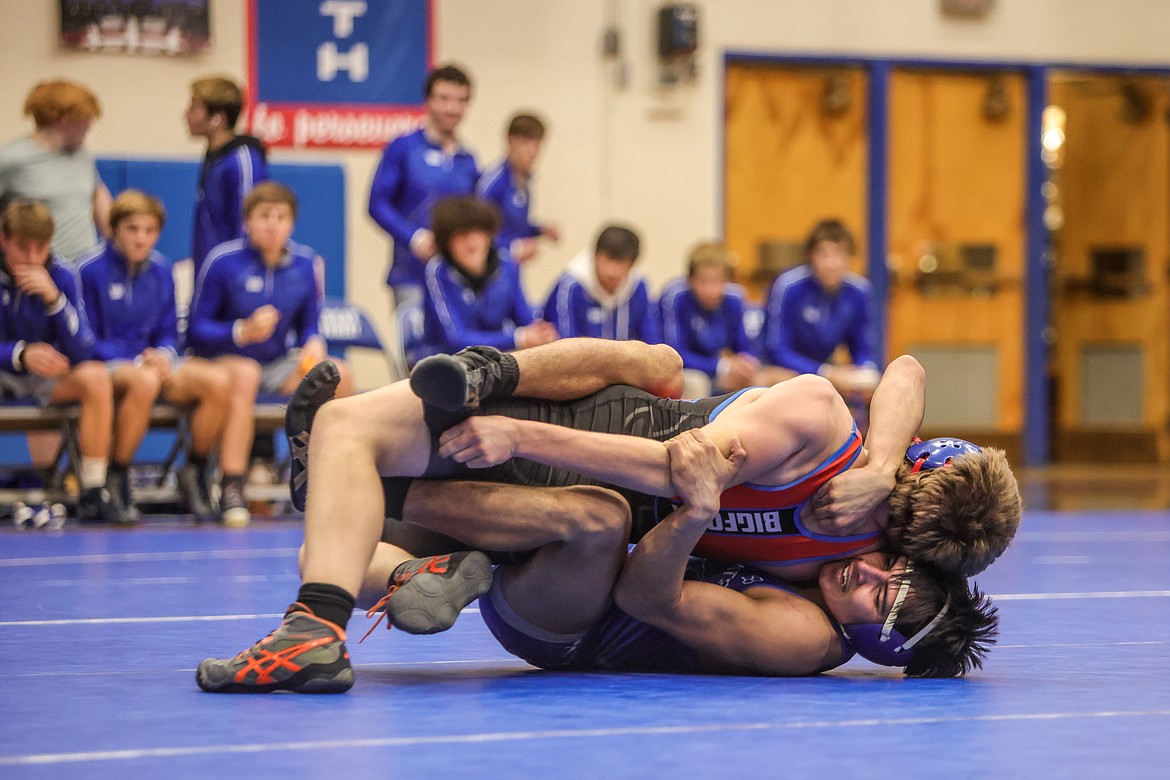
[{"xmin": 2, "ymin": 0, "xmax": 1169, "ymax": 386}]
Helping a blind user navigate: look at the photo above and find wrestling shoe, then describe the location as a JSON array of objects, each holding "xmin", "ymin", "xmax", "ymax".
[
  {"xmin": 285, "ymin": 360, "xmax": 341, "ymax": 512},
  {"xmin": 363, "ymin": 551, "xmax": 494, "ymax": 639},
  {"xmin": 196, "ymin": 605, "xmax": 354, "ymax": 694},
  {"xmin": 409, "ymin": 346, "xmax": 518, "ymax": 412}
]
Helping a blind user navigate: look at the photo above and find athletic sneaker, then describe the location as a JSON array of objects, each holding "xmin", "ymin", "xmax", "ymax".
[
  {"xmin": 196, "ymin": 605, "xmax": 353, "ymax": 694},
  {"xmin": 176, "ymin": 463, "xmax": 216, "ymax": 520},
  {"xmin": 364, "ymin": 551, "xmax": 494, "ymax": 638},
  {"xmin": 220, "ymin": 479, "xmax": 250, "ymax": 528},
  {"xmin": 105, "ymin": 469, "xmax": 142, "ymax": 525},
  {"xmin": 77, "ymin": 486, "xmax": 138, "ymax": 526},
  {"xmin": 285, "ymin": 360, "xmax": 341, "ymax": 512},
  {"xmin": 409, "ymin": 346, "xmax": 517, "ymax": 412}
]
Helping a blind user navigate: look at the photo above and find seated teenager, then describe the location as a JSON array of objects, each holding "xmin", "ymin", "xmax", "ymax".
[
  {"xmin": 419, "ymin": 195, "xmax": 556, "ymax": 359},
  {"xmin": 78, "ymin": 189, "xmax": 231, "ymax": 521},
  {"xmin": 0, "ymin": 200, "xmax": 125, "ymax": 524},
  {"xmin": 542, "ymin": 224, "xmax": 659, "ymax": 343},
  {"xmin": 657, "ymin": 241, "xmax": 759, "ymax": 398},
  {"xmin": 187, "ymin": 181, "xmax": 353, "ymax": 526}
]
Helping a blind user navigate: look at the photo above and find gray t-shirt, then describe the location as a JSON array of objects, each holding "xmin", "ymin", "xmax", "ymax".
[{"xmin": 0, "ymin": 136, "xmax": 100, "ymax": 261}]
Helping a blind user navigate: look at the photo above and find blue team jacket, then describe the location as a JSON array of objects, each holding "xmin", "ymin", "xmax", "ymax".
[
  {"xmin": 421, "ymin": 251, "xmax": 534, "ymax": 356},
  {"xmin": 762, "ymin": 265, "xmax": 876, "ymax": 374},
  {"xmin": 542, "ymin": 251, "xmax": 659, "ymax": 342},
  {"xmin": 656, "ymin": 278, "xmax": 755, "ymax": 378},
  {"xmin": 0, "ymin": 255, "xmax": 94, "ymax": 371},
  {"xmin": 191, "ymin": 135, "xmax": 269, "ymax": 274},
  {"xmin": 368, "ymin": 128, "xmax": 479, "ymax": 287},
  {"xmin": 187, "ymin": 239, "xmax": 320, "ymax": 364},
  {"xmin": 76, "ymin": 242, "xmax": 180, "ymax": 362},
  {"xmin": 476, "ymin": 159, "xmax": 541, "ymax": 252}
]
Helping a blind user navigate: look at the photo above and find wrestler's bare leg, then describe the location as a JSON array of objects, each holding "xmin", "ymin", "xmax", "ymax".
[
  {"xmin": 412, "ymin": 338, "xmax": 684, "ymax": 412},
  {"xmin": 298, "ymin": 381, "xmax": 433, "ymax": 597},
  {"xmin": 510, "ymin": 338, "xmax": 683, "ymax": 400},
  {"xmin": 382, "ymin": 481, "xmax": 632, "ymax": 634}
]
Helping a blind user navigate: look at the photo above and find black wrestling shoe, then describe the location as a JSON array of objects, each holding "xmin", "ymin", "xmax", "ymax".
[
  {"xmin": 363, "ymin": 551, "xmax": 494, "ymax": 637},
  {"xmin": 408, "ymin": 346, "xmax": 518, "ymax": 412},
  {"xmin": 285, "ymin": 360, "xmax": 341, "ymax": 512},
  {"xmin": 196, "ymin": 605, "xmax": 353, "ymax": 694}
]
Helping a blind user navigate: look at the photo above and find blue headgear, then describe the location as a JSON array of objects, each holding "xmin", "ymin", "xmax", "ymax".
[
  {"xmin": 842, "ymin": 562, "xmax": 952, "ymax": 667},
  {"xmin": 905, "ymin": 437, "xmax": 982, "ymax": 473}
]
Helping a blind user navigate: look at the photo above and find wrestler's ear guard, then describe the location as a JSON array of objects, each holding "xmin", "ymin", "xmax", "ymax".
[{"xmin": 905, "ymin": 437, "xmax": 982, "ymax": 474}]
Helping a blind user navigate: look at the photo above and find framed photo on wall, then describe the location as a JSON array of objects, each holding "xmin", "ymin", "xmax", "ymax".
[{"xmin": 59, "ymin": 1, "xmax": 211, "ymax": 56}]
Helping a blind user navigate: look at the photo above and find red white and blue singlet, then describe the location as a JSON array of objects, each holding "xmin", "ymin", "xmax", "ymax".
[
  {"xmin": 687, "ymin": 390, "xmax": 878, "ymax": 566},
  {"xmin": 417, "ymin": 384, "xmax": 881, "ymax": 568}
]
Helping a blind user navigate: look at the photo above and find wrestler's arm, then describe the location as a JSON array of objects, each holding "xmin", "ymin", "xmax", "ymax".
[
  {"xmin": 438, "ymin": 376, "xmax": 833, "ymax": 498},
  {"xmin": 613, "ymin": 430, "xmax": 848, "ymax": 675},
  {"xmin": 439, "ymin": 417, "xmax": 677, "ymax": 496},
  {"xmin": 809, "ymin": 354, "xmax": 926, "ymax": 533}
]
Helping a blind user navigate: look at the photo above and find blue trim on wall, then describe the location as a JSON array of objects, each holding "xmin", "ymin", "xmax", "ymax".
[
  {"xmin": 866, "ymin": 62, "xmax": 890, "ymax": 362},
  {"xmin": 1024, "ymin": 67, "xmax": 1051, "ymax": 466}
]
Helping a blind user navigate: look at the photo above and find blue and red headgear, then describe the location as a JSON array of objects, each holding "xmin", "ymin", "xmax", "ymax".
[
  {"xmin": 842, "ymin": 562, "xmax": 952, "ymax": 667},
  {"xmin": 905, "ymin": 437, "xmax": 982, "ymax": 474}
]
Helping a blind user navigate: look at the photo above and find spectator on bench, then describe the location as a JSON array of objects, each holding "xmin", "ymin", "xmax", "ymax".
[
  {"xmin": 542, "ymin": 223, "xmax": 659, "ymax": 344},
  {"xmin": 0, "ymin": 200, "xmax": 128, "ymax": 524},
  {"xmin": 188, "ymin": 181, "xmax": 353, "ymax": 527},
  {"xmin": 420, "ymin": 195, "xmax": 557, "ymax": 359},
  {"xmin": 760, "ymin": 218, "xmax": 880, "ymax": 403},
  {"xmin": 657, "ymin": 241, "xmax": 759, "ymax": 399},
  {"xmin": 77, "ymin": 189, "xmax": 230, "ymax": 522}
]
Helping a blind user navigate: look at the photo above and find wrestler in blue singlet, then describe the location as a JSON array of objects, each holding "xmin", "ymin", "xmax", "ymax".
[{"xmin": 480, "ymin": 557, "xmax": 854, "ymax": 672}]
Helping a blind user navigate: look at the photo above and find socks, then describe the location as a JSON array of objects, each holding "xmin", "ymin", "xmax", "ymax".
[
  {"xmin": 492, "ymin": 350, "xmax": 520, "ymax": 399},
  {"xmin": 79, "ymin": 457, "xmax": 108, "ymax": 490},
  {"xmin": 187, "ymin": 452, "xmax": 209, "ymax": 473},
  {"xmin": 294, "ymin": 583, "xmax": 355, "ymax": 630}
]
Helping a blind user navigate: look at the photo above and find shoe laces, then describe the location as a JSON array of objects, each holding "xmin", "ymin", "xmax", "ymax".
[
  {"xmin": 359, "ymin": 555, "xmax": 451, "ymax": 643},
  {"xmin": 222, "ymin": 481, "xmax": 245, "ymax": 506},
  {"xmin": 360, "ymin": 584, "xmax": 401, "ymax": 643}
]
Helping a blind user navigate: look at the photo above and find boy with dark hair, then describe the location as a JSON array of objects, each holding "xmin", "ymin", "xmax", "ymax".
[
  {"xmin": 188, "ymin": 181, "xmax": 351, "ymax": 526},
  {"xmin": 761, "ymin": 218, "xmax": 880, "ymax": 399},
  {"xmin": 77, "ymin": 189, "xmax": 231, "ymax": 520},
  {"xmin": 185, "ymin": 75, "xmax": 269, "ymax": 274},
  {"xmin": 476, "ymin": 112, "xmax": 559, "ymax": 264},
  {"xmin": 0, "ymin": 200, "xmax": 129, "ymax": 524},
  {"xmin": 658, "ymin": 241, "xmax": 759, "ymax": 398},
  {"xmin": 369, "ymin": 63, "xmax": 480, "ymax": 314},
  {"xmin": 420, "ymin": 195, "xmax": 557, "ymax": 358},
  {"xmin": 542, "ymin": 224, "xmax": 659, "ymax": 343}
]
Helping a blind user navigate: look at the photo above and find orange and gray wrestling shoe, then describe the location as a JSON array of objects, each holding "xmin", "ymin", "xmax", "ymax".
[
  {"xmin": 196, "ymin": 604, "xmax": 353, "ymax": 693},
  {"xmin": 364, "ymin": 551, "xmax": 494, "ymax": 639}
]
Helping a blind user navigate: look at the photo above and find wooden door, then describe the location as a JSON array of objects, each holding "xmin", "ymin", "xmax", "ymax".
[
  {"xmin": 1048, "ymin": 74, "xmax": 1170, "ymax": 461},
  {"xmin": 887, "ymin": 69, "xmax": 1028, "ymax": 458},
  {"xmin": 724, "ymin": 63, "xmax": 868, "ymax": 300}
]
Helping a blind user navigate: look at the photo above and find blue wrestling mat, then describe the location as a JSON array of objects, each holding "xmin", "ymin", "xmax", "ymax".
[{"xmin": 1, "ymin": 510, "xmax": 1168, "ymax": 778}]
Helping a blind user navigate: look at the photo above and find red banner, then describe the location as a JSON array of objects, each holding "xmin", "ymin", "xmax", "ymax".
[{"xmin": 249, "ymin": 103, "xmax": 424, "ymax": 150}]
